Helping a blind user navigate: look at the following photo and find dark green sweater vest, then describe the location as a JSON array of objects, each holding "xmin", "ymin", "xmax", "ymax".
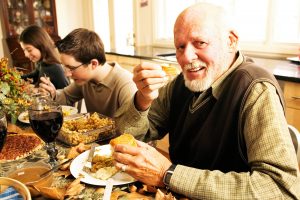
[{"xmin": 169, "ymin": 58, "xmax": 284, "ymax": 172}]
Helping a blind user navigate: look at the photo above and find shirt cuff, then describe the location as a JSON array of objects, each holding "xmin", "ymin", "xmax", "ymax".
[{"xmin": 129, "ymin": 96, "xmax": 149, "ymax": 119}]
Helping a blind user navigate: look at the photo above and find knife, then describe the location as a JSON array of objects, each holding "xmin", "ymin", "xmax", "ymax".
[
  {"xmin": 103, "ymin": 178, "xmax": 113, "ymax": 200},
  {"xmin": 83, "ymin": 143, "xmax": 97, "ymax": 171}
]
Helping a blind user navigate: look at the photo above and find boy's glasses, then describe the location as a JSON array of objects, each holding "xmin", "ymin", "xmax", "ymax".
[{"xmin": 63, "ymin": 62, "xmax": 89, "ymax": 73}]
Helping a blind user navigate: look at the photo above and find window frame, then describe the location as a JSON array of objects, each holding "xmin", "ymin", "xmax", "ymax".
[{"xmin": 151, "ymin": 0, "xmax": 300, "ymax": 57}]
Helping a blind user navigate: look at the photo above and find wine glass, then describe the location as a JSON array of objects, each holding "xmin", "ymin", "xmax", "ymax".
[
  {"xmin": 28, "ymin": 99, "xmax": 63, "ymax": 166},
  {"xmin": 30, "ymin": 92, "xmax": 51, "ymax": 104},
  {"xmin": 0, "ymin": 111, "xmax": 7, "ymax": 153}
]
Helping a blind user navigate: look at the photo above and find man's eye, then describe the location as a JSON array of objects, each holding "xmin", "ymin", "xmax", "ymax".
[
  {"xmin": 176, "ymin": 45, "xmax": 185, "ymax": 52},
  {"xmin": 194, "ymin": 41, "xmax": 208, "ymax": 48}
]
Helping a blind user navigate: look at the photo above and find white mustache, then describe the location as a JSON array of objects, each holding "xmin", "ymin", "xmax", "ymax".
[{"xmin": 184, "ymin": 60, "xmax": 207, "ymax": 70}]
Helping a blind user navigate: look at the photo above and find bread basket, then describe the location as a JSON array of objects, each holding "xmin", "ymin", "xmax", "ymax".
[{"xmin": 0, "ymin": 177, "xmax": 31, "ymax": 199}]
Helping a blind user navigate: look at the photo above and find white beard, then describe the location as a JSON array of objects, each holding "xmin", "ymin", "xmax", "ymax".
[
  {"xmin": 183, "ymin": 66, "xmax": 215, "ymax": 92},
  {"xmin": 183, "ymin": 54, "xmax": 229, "ymax": 92}
]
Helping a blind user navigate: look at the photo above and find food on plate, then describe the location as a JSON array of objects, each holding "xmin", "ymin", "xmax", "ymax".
[
  {"xmin": 89, "ymin": 144, "xmax": 118, "ymax": 180},
  {"xmin": 62, "ymin": 106, "xmax": 77, "ymax": 116},
  {"xmin": 0, "ymin": 132, "xmax": 43, "ymax": 162},
  {"xmin": 88, "ymin": 134, "xmax": 137, "ymax": 180},
  {"xmin": 161, "ymin": 64, "xmax": 179, "ymax": 77},
  {"xmin": 58, "ymin": 113, "xmax": 115, "ymax": 145},
  {"xmin": 21, "ymin": 111, "xmax": 29, "ymax": 121}
]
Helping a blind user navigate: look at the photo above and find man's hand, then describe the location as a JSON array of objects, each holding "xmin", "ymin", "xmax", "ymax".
[
  {"xmin": 133, "ymin": 62, "xmax": 168, "ymax": 111},
  {"xmin": 113, "ymin": 140, "xmax": 172, "ymax": 187},
  {"xmin": 39, "ymin": 76, "xmax": 56, "ymax": 99}
]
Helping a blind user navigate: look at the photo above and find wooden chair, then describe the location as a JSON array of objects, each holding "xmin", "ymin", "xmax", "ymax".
[{"xmin": 288, "ymin": 125, "xmax": 300, "ymax": 164}]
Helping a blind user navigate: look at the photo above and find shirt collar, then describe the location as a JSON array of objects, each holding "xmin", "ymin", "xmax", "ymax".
[
  {"xmin": 90, "ymin": 62, "xmax": 118, "ymax": 89},
  {"xmin": 211, "ymin": 51, "xmax": 244, "ymax": 99}
]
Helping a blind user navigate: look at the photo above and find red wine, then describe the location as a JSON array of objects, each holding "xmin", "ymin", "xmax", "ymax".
[
  {"xmin": 0, "ymin": 121, "xmax": 7, "ymax": 152},
  {"xmin": 29, "ymin": 112, "xmax": 63, "ymax": 143}
]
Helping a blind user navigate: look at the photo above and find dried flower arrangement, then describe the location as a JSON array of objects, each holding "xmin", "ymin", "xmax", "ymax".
[{"xmin": 0, "ymin": 57, "xmax": 31, "ymax": 123}]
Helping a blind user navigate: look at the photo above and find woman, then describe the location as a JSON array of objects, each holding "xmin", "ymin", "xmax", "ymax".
[{"xmin": 19, "ymin": 25, "xmax": 69, "ymax": 89}]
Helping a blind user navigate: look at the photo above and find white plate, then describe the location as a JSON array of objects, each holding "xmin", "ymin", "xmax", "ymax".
[
  {"xmin": 18, "ymin": 111, "xmax": 30, "ymax": 124},
  {"xmin": 61, "ymin": 105, "xmax": 78, "ymax": 116},
  {"xmin": 18, "ymin": 105, "xmax": 78, "ymax": 124},
  {"xmin": 70, "ymin": 145, "xmax": 135, "ymax": 186}
]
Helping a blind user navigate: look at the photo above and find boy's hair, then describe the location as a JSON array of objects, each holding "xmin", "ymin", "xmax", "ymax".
[
  {"xmin": 19, "ymin": 25, "xmax": 60, "ymax": 64},
  {"xmin": 55, "ymin": 28, "xmax": 106, "ymax": 65}
]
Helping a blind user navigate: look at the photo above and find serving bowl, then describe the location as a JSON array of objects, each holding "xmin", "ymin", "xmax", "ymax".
[
  {"xmin": 58, "ymin": 112, "xmax": 115, "ymax": 146},
  {"xmin": 6, "ymin": 160, "xmax": 53, "ymax": 197}
]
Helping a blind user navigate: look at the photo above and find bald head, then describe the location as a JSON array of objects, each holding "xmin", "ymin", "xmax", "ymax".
[{"xmin": 174, "ymin": 3, "xmax": 232, "ymax": 37}]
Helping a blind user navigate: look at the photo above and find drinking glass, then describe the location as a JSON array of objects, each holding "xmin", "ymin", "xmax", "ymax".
[
  {"xmin": 28, "ymin": 98, "xmax": 63, "ymax": 166},
  {"xmin": 30, "ymin": 92, "xmax": 51, "ymax": 104},
  {"xmin": 0, "ymin": 111, "xmax": 8, "ymax": 152}
]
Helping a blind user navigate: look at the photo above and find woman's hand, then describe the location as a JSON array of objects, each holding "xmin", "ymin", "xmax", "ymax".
[
  {"xmin": 113, "ymin": 140, "xmax": 172, "ymax": 187},
  {"xmin": 133, "ymin": 62, "xmax": 168, "ymax": 111}
]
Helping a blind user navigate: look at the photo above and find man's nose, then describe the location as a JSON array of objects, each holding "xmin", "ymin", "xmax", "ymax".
[{"xmin": 183, "ymin": 44, "xmax": 198, "ymax": 62}]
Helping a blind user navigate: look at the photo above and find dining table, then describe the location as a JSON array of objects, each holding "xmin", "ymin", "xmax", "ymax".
[{"xmin": 0, "ymin": 121, "xmax": 165, "ymax": 200}]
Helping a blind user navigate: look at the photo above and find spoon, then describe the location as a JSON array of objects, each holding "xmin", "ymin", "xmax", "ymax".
[{"xmin": 40, "ymin": 158, "xmax": 73, "ymax": 178}]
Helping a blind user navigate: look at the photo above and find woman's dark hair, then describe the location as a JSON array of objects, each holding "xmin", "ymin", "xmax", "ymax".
[
  {"xmin": 55, "ymin": 28, "xmax": 106, "ymax": 65},
  {"xmin": 19, "ymin": 25, "xmax": 60, "ymax": 64}
]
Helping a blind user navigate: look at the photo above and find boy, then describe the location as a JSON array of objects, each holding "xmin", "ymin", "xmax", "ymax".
[{"xmin": 40, "ymin": 28, "xmax": 137, "ymax": 117}]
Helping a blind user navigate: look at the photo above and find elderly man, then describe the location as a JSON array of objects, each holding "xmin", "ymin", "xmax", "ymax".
[{"xmin": 113, "ymin": 3, "xmax": 300, "ymax": 199}]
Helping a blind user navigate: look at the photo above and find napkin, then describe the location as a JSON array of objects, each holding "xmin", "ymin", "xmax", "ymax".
[{"xmin": 0, "ymin": 186, "xmax": 24, "ymax": 200}]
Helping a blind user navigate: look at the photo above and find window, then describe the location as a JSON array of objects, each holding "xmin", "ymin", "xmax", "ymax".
[
  {"xmin": 93, "ymin": 0, "xmax": 134, "ymax": 51},
  {"xmin": 152, "ymin": 0, "xmax": 300, "ymax": 56},
  {"xmin": 112, "ymin": 0, "xmax": 134, "ymax": 49},
  {"xmin": 93, "ymin": 0, "xmax": 111, "ymax": 50}
]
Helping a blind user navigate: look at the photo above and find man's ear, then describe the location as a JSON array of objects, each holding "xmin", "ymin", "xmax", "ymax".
[
  {"xmin": 90, "ymin": 59, "xmax": 99, "ymax": 69},
  {"xmin": 228, "ymin": 30, "xmax": 239, "ymax": 52}
]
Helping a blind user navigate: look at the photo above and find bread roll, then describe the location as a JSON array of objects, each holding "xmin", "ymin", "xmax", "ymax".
[{"xmin": 109, "ymin": 133, "xmax": 137, "ymax": 147}]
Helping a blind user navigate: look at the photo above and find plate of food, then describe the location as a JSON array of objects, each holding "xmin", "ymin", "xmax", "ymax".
[
  {"xmin": 18, "ymin": 111, "xmax": 30, "ymax": 124},
  {"xmin": 18, "ymin": 105, "xmax": 78, "ymax": 124},
  {"xmin": 61, "ymin": 105, "xmax": 78, "ymax": 117},
  {"xmin": 70, "ymin": 134, "xmax": 136, "ymax": 186}
]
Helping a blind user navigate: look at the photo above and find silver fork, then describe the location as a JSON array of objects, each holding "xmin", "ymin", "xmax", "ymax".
[{"xmin": 83, "ymin": 143, "xmax": 97, "ymax": 171}]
